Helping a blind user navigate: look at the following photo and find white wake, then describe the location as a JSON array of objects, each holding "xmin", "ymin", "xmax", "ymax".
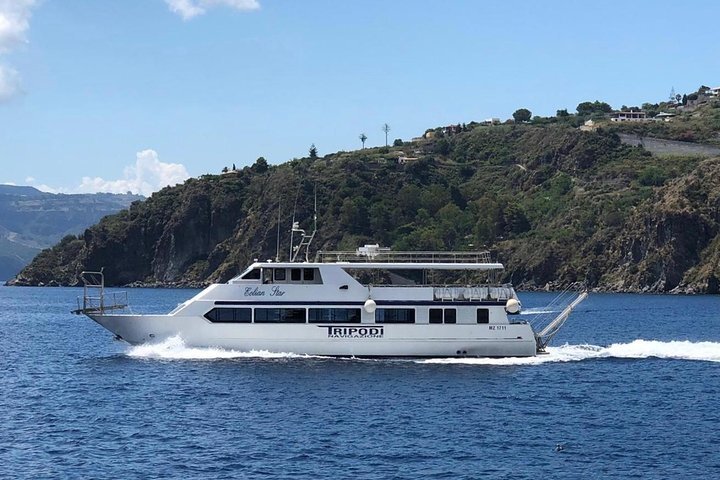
[
  {"xmin": 126, "ymin": 337, "xmax": 720, "ymax": 364},
  {"xmin": 421, "ymin": 340, "xmax": 720, "ymax": 365},
  {"xmin": 126, "ymin": 336, "xmax": 319, "ymax": 360},
  {"xmin": 519, "ymin": 307, "xmax": 556, "ymax": 315}
]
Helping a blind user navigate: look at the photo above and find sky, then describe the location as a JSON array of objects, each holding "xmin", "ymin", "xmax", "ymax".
[{"xmin": 1, "ymin": 0, "xmax": 719, "ymax": 196}]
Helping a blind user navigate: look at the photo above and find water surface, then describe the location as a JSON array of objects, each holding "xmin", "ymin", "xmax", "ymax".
[{"xmin": 1, "ymin": 287, "xmax": 719, "ymax": 479}]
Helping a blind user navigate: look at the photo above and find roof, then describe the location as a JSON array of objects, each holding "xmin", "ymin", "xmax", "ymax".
[{"xmin": 248, "ymin": 261, "xmax": 504, "ymax": 271}]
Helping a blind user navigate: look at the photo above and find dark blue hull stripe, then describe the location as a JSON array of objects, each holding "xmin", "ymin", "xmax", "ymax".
[{"xmin": 214, "ymin": 300, "xmax": 507, "ymax": 307}]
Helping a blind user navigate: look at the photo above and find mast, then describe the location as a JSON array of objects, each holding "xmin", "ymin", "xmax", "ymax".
[
  {"xmin": 290, "ymin": 184, "xmax": 317, "ymax": 262},
  {"xmin": 289, "ymin": 185, "xmax": 301, "ymax": 260},
  {"xmin": 275, "ymin": 198, "xmax": 281, "ymax": 262}
]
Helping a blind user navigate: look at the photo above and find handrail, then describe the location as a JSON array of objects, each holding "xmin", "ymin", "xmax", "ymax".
[
  {"xmin": 72, "ymin": 270, "xmax": 129, "ymax": 315},
  {"xmin": 316, "ymin": 249, "xmax": 494, "ymax": 264}
]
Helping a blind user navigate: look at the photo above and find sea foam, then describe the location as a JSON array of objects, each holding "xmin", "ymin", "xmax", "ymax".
[
  {"xmin": 127, "ymin": 336, "xmax": 720, "ymax": 364},
  {"xmin": 420, "ymin": 339, "xmax": 720, "ymax": 365},
  {"xmin": 519, "ymin": 307, "xmax": 557, "ymax": 315},
  {"xmin": 126, "ymin": 336, "xmax": 316, "ymax": 360}
]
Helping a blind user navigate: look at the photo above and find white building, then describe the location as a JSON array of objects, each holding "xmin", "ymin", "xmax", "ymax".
[{"xmin": 610, "ymin": 111, "xmax": 648, "ymax": 122}]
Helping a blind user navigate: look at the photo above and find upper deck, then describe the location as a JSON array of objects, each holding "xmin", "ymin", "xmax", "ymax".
[{"xmin": 314, "ymin": 245, "xmax": 503, "ymax": 271}]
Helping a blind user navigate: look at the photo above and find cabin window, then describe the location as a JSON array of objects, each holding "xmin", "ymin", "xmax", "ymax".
[
  {"xmin": 254, "ymin": 308, "xmax": 306, "ymax": 323},
  {"xmin": 308, "ymin": 308, "xmax": 362, "ymax": 323},
  {"xmin": 240, "ymin": 268, "xmax": 261, "ymax": 280},
  {"xmin": 375, "ymin": 308, "xmax": 415, "ymax": 324},
  {"xmin": 204, "ymin": 308, "xmax": 252, "ymax": 323},
  {"xmin": 477, "ymin": 308, "xmax": 489, "ymax": 324},
  {"xmin": 429, "ymin": 308, "xmax": 456, "ymax": 324},
  {"xmin": 274, "ymin": 268, "xmax": 286, "ymax": 281},
  {"xmin": 303, "ymin": 268, "xmax": 315, "ymax": 281},
  {"xmin": 263, "ymin": 269, "xmax": 273, "ymax": 284},
  {"xmin": 429, "ymin": 309, "xmax": 443, "ymax": 324},
  {"xmin": 291, "ymin": 268, "xmax": 302, "ymax": 281}
]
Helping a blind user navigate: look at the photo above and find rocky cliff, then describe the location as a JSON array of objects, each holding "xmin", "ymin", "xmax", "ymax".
[{"xmin": 10, "ymin": 120, "xmax": 720, "ymax": 293}]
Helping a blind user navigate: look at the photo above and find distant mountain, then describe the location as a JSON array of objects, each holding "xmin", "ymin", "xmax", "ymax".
[
  {"xmin": 0, "ymin": 186, "xmax": 143, "ymax": 280},
  {"xmin": 0, "ymin": 185, "xmax": 45, "ymax": 197}
]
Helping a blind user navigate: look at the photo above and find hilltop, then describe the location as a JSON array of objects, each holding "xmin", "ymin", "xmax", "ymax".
[{"xmin": 10, "ymin": 86, "xmax": 720, "ymax": 292}]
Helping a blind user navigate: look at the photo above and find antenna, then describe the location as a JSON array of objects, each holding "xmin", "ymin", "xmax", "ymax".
[
  {"xmin": 289, "ymin": 184, "xmax": 301, "ymax": 260},
  {"xmin": 289, "ymin": 182, "xmax": 319, "ymax": 263},
  {"xmin": 275, "ymin": 197, "xmax": 281, "ymax": 262},
  {"xmin": 313, "ymin": 182, "xmax": 318, "ymax": 236}
]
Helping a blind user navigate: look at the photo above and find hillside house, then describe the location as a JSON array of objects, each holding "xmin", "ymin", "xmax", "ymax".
[
  {"xmin": 443, "ymin": 124, "xmax": 462, "ymax": 135},
  {"xmin": 481, "ymin": 118, "xmax": 501, "ymax": 125},
  {"xmin": 579, "ymin": 119, "xmax": 598, "ymax": 131},
  {"xmin": 610, "ymin": 111, "xmax": 648, "ymax": 122},
  {"xmin": 654, "ymin": 112, "xmax": 676, "ymax": 122}
]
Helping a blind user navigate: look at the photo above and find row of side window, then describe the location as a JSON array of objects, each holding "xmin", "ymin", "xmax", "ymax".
[
  {"xmin": 205, "ymin": 307, "xmax": 491, "ymax": 324},
  {"xmin": 263, "ymin": 268, "xmax": 318, "ymax": 283},
  {"xmin": 239, "ymin": 268, "xmax": 319, "ymax": 283}
]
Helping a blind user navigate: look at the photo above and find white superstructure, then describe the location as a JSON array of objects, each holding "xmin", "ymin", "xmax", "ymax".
[{"xmin": 74, "ymin": 246, "xmax": 585, "ymax": 358}]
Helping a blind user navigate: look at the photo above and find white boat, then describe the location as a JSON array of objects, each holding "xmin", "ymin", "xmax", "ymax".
[{"xmin": 73, "ymin": 242, "xmax": 586, "ymax": 358}]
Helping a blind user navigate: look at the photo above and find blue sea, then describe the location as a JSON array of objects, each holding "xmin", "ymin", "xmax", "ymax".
[{"xmin": 1, "ymin": 286, "xmax": 719, "ymax": 479}]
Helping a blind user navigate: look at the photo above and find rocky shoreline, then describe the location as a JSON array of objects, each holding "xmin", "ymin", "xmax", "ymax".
[
  {"xmin": 5, "ymin": 278, "xmax": 209, "ymax": 289},
  {"xmin": 5, "ymin": 277, "xmax": 712, "ymax": 294}
]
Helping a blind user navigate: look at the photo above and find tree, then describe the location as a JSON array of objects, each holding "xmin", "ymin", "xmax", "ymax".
[
  {"xmin": 512, "ymin": 108, "xmax": 532, "ymax": 123},
  {"xmin": 253, "ymin": 157, "xmax": 268, "ymax": 173},
  {"xmin": 556, "ymin": 109, "xmax": 569, "ymax": 117},
  {"xmin": 359, "ymin": 133, "xmax": 367, "ymax": 149},
  {"xmin": 309, "ymin": 144, "xmax": 318, "ymax": 159},
  {"xmin": 382, "ymin": 123, "xmax": 391, "ymax": 146},
  {"xmin": 434, "ymin": 138, "xmax": 451, "ymax": 155},
  {"xmin": 576, "ymin": 101, "xmax": 612, "ymax": 116},
  {"xmin": 393, "ymin": 138, "xmax": 403, "ymax": 147},
  {"xmin": 682, "ymin": 94, "xmax": 688, "ymax": 105}
]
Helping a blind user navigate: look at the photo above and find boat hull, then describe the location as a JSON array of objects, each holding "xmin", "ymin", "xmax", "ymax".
[{"xmin": 89, "ymin": 314, "xmax": 538, "ymax": 357}]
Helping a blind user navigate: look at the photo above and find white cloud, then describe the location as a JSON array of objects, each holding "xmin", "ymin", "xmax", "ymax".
[
  {"xmin": 0, "ymin": 63, "xmax": 20, "ymax": 101},
  {"xmin": 33, "ymin": 183, "xmax": 59, "ymax": 193},
  {"xmin": 0, "ymin": 0, "xmax": 35, "ymax": 53},
  {"xmin": 165, "ymin": 0, "xmax": 259, "ymax": 20},
  {"xmin": 24, "ymin": 176, "xmax": 34, "ymax": 183},
  {"xmin": 0, "ymin": 0, "xmax": 36, "ymax": 102},
  {"xmin": 74, "ymin": 150, "xmax": 190, "ymax": 197}
]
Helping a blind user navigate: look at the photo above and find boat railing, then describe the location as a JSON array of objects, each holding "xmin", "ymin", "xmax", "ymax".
[
  {"xmin": 72, "ymin": 270, "xmax": 129, "ymax": 315},
  {"xmin": 316, "ymin": 248, "xmax": 493, "ymax": 264},
  {"xmin": 432, "ymin": 285, "xmax": 516, "ymax": 302}
]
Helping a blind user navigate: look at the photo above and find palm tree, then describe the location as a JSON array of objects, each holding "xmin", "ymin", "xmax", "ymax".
[
  {"xmin": 382, "ymin": 123, "xmax": 391, "ymax": 146},
  {"xmin": 359, "ymin": 133, "xmax": 367, "ymax": 149}
]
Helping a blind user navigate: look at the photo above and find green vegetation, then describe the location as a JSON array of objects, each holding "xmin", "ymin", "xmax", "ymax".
[
  {"xmin": 11, "ymin": 94, "xmax": 720, "ymax": 293},
  {"xmin": 576, "ymin": 101, "xmax": 612, "ymax": 116},
  {"xmin": 513, "ymin": 108, "xmax": 532, "ymax": 123}
]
